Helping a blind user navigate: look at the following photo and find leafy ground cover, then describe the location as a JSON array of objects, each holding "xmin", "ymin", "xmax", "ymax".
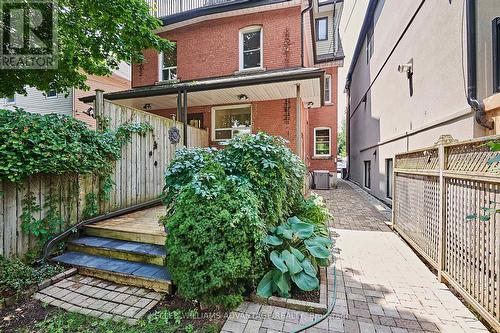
[
  {"xmin": 1, "ymin": 294, "xmax": 225, "ymax": 333},
  {"xmin": 0, "ymin": 257, "xmax": 64, "ymax": 301}
]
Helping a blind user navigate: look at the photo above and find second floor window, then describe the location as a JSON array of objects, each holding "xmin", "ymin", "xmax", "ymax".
[
  {"xmin": 316, "ymin": 17, "xmax": 328, "ymax": 41},
  {"xmin": 46, "ymin": 90, "xmax": 57, "ymax": 98},
  {"xmin": 159, "ymin": 42, "xmax": 177, "ymax": 81},
  {"xmin": 240, "ymin": 26, "xmax": 262, "ymax": 70},
  {"xmin": 324, "ymin": 74, "xmax": 332, "ymax": 104}
]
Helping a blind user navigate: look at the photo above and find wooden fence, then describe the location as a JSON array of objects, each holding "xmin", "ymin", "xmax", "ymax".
[
  {"xmin": 0, "ymin": 100, "xmax": 208, "ymax": 258},
  {"xmin": 393, "ymin": 134, "xmax": 500, "ymax": 331}
]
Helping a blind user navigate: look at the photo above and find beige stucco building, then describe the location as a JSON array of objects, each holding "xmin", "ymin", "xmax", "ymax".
[{"xmin": 345, "ymin": 0, "xmax": 500, "ymax": 205}]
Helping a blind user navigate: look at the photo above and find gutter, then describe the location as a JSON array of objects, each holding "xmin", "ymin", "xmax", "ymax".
[
  {"xmin": 301, "ymin": 0, "xmax": 313, "ymax": 67},
  {"xmin": 466, "ymin": 0, "xmax": 494, "ymax": 129}
]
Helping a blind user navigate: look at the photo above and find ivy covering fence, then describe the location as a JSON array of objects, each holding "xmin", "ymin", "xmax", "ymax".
[{"xmin": 0, "ymin": 101, "xmax": 208, "ymax": 258}]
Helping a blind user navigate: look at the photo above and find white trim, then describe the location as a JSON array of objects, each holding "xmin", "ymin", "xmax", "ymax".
[
  {"xmin": 324, "ymin": 74, "xmax": 332, "ymax": 104},
  {"xmin": 239, "ymin": 25, "xmax": 263, "ymax": 71},
  {"xmin": 313, "ymin": 127, "xmax": 331, "ymax": 157},
  {"xmin": 211, "ymin": 104, "xmax": 252, "ymax": 141},
  {"xmin": 158, "ymin": 50, "xmax": 177, "ymax": 82}
]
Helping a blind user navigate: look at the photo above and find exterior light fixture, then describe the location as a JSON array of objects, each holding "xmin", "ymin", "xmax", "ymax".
[
  {"xmin": 307, "ymin": 102, "xmax": 314, "ymax": 108},
  {"xmin": 398, "ymin": 58, "xmax": 414, "ymax": 97},
  {"xmin": 238, "ymin": 94, "xmax": 248, "ymax": 101},
  {"xmin": 143, "ymin": 103, "xmax": 152, "ymax": 110}
]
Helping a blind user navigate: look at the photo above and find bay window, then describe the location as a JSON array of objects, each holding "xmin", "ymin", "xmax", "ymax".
[
  {"xmin": 314, "ymin": 127, "xmax": 331, "ymax": 157},
  {"xmin": 212, "ymin": 105, "xmax": 251, "ymax": 141}
]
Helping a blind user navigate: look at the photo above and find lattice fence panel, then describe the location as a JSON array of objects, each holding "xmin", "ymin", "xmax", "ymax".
[
  {"xmin": 394, "ymin": 173, "xmax": 440, "ymax": 265},
  {"xmin": 444, "ymin": 179, "xmax": 499, "ymax": 323},
  {"xmin": 446, "ymin": 140, "xmax": 499, "ymax": 173},
  {"xmin": 394, "ymin": 148, "xmax": 439, "ymax": 170}
]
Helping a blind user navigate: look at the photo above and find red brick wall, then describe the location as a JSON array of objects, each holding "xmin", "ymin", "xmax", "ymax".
[
  {"xmin": 307, "ymin": 66, "xmax": 338, "ymax": 172},
  {"xmin": 132, "ymin": 6, "xmax": 302, "ymax": 87},
  {"xmin": 150, "ymin": 99, "xmax": 301, "ymax": 151}
]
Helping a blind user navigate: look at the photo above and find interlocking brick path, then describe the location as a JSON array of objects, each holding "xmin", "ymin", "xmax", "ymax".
[
  {"xmin": 222, "ymin": 180, "xmax": 489, "ymax": 333},
  {"xmin": 33, "ymin": 274, "xmax": 162, "ymax": 324}
]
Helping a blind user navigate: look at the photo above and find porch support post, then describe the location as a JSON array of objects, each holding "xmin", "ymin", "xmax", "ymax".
[
  {"xmin": 183, "ymin": 89, "xmax": 188, "ymax": 147},
  {"xmin": 296, "ymin": 84, "xmax": 302, "ymax": 158},
  {"xmin": 176, "ymin": 90, "xmax": 182, "ymax": 123}
]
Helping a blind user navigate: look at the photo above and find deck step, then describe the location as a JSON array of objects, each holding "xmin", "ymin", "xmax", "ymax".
[
  {"xmin": 52, "ymin": 252, "xmax": 171, "ymax": 293},
  {"xmin": 84, "ymin": 226, "xmax": 166, "ymax": 245},
  {"xmin": 67, "ymin": 236, "xmax": 166, "ymax": 266}
]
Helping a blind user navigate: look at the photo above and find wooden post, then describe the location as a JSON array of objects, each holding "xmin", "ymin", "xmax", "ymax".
[
  {"xmin": 391, "ymin": 155, "xmax": 396, "ymax": 230},
  {"xmin": 183, "ymin": 90, "xmax": 188, "ymax": 148},
  {"xmin": 296, "ymin": 84, "xmax": 302, "ymax": 158},
  {"xmin": 436, "ymin": 134, "xmax": 453, "ymax": 282},
  {"xmin": 94, "ymin": 89, "xmax": 104, "ymax": 132}
]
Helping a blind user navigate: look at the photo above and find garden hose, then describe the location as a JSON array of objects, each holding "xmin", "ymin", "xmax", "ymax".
[{"xmin": 291, "ymin": 259, "xmax": 338, "ymax": 333}]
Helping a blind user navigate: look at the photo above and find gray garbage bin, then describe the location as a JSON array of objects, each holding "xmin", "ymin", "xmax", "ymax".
[{"xmin": 312, "ymin": 170, "xmax": 330, "ymax": 190}]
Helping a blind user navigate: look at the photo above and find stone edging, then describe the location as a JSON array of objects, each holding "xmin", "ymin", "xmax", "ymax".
[
  {"xmin": 0, "ymin": 268, "xmax": 77, "ymax": 309},
  {"xmin": 249, "ymin": 267, "xmax": 329, "ymax": 314}
]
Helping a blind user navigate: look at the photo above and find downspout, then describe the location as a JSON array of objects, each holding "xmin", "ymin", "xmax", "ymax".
[
  {"xmin": 301, "ymin": 0, "xmax": 313, "ymax": 67},
  {"xmin": 466, "ymin": 0, "xmax": 494, "ymax": 129}
]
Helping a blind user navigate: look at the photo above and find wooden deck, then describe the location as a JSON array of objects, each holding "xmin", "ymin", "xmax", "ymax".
[{"xmin": 84, "ymin": 206, "xmax": 167, "ymax": 245}]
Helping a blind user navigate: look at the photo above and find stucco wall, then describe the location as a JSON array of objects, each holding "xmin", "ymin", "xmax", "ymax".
[{"xmin": 348, "ymin": 0, "xmax": 488, "ymax": 204}]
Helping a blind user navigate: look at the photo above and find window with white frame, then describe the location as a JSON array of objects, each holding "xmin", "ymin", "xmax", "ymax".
[
  {"xmin": 212, "ymin": 105, "xmax": 251, "ymax": 141},
  {"xmin": 159, "ymin": 42, "xmax": 177, "ymax": 81},
  {"xmin": 5, "ymin": 95, "xmax": 15, "ymax": 105},
  {"xmin": 386, "ymin": 158, "xmax": 393, "ymax": 198},
  {"xmin": 240, "ymin": 26, "xmax": 262, "ymax": 70},
  {"xmin": 46, "ymin": 89, "xmax": 57, "ymax": 99},
  {"xmin": 315, "ymin": 17, "xmax": 328, "ymax": 41},
  {"xmin": 324, "ymin": 74, "xmax": 332, "ymax": 104},
  {"xmin": 364, "ymin": 160, "xmax": 371, "ymax": 189},
  {"xmin": 314, "ymin": 127, "xmax": 331, "ymax": 157}
]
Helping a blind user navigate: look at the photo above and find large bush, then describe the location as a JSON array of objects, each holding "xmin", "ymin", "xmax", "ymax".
[
  {"xmin": 164, "ymin": 161, "xmax": 266, "ymax": 308},
  {"xmin": 219, "ymin": 133, "xmax": 306, "ymax": 226}
]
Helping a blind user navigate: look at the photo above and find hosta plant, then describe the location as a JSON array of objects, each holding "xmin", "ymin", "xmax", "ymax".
[{"xmin": 257, "ymin": 216, "xmax": 333, "ymax": 298}]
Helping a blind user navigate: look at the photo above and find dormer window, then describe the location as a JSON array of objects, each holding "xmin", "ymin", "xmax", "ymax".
[
  {"xmin": 159, "ymin": 42, "xmax": 177, "ymax": 82},
  {"xmin": 315, "ymin": 17, "xmax": 328, "ymax": 41},
  {"xmin": 239, "ymin": 26, "xmax": 263, "ymax": 70}
]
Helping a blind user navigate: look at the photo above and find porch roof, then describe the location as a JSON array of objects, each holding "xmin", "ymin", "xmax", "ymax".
[{"xmin": 80, "ymin": 67, "xmax": 325, "ymax": 111}]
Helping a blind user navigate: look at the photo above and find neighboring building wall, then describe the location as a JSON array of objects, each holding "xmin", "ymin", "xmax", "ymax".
[
  {"xmin": 132, "ymin": 6, "xmax": 302, "ymax": 87},
  {"xmin": 348, "ymin": 0, "xmax": 489, "ymax": 205},
  {"xmin": 1, "ymin": 86, "xmax": 73, "ymax": 116}
]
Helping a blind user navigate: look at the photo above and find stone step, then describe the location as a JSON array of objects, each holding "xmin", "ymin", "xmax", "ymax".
[
  {"xmin": 52, "ymin": 252, "xmax": 171, "ymax": 293},
  {"xmin": 67, "ymin": 236, "xmax": 166, "ymax": 266},
  {"xmin": 84, "ymin": 226, "xmax": 166, "ymax": 245}
]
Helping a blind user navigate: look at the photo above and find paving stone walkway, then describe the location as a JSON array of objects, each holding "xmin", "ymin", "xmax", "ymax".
[
  {"xmin": 33, "ymin": 274, "xmax": 163, "ymax": 324},
  {"xmin": 222, "ymin": 180, "xmax": 490, "ymax": 333}
]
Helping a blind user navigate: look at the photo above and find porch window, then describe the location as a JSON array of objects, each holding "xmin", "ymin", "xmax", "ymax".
[
  {"xmin": 324, "ymin": 74, "xmax": 332, "ymax": 104},
  {"xmin": 159, "ymin": 42, "xmax": 177, "ymax": 81},
  {"xmin": 314, "ymin": 127, "xmax": 331, "ymax": 157},
  {"xmin": 315, "ymin": 17, "xmax": 328, "ymax": 41},
  {"xmin": 240, "ymin": 26, "xmax": 262, "ymax": 70},
  {"xmin": 212, "ymin": 104, "xmax": 251, "ymax": 141}
]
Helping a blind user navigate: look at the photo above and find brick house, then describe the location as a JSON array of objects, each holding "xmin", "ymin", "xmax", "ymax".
[{"xmin": 82, "ymin": 0, "xmax": 344, "ymax": 174}]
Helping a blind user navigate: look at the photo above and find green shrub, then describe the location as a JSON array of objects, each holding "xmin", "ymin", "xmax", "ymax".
[
  {"xmin": 0, "ymin": 256, "xmax": 64, "ymax": 294},
  {"xmin": 257, "ymin": 216, "xmax": 333, "ymax": 298},
  {"xmin": 0, "ymin": 108, "xmax": 121, "ymax": 183},
  {"xmin": 164, "ymin": 161, "xmax": 266, "ymax": 309},
  {"xmin": 162, "ymin": 147, "xmax": 217, "ymax": 214},
  {"xmin": 219, "ymin": 133, "xmax": 306, "ymax": 226}
]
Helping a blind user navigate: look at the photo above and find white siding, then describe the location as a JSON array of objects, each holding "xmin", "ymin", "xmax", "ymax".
[{"xmin": 1, "ymin": 87, "xmax": 73, "ymax": 116}]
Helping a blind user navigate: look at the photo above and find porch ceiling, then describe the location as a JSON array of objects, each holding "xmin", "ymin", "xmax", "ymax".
[{"xmin": 80, "ymin": 67, "xmax": 324, "ymax": 111}]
